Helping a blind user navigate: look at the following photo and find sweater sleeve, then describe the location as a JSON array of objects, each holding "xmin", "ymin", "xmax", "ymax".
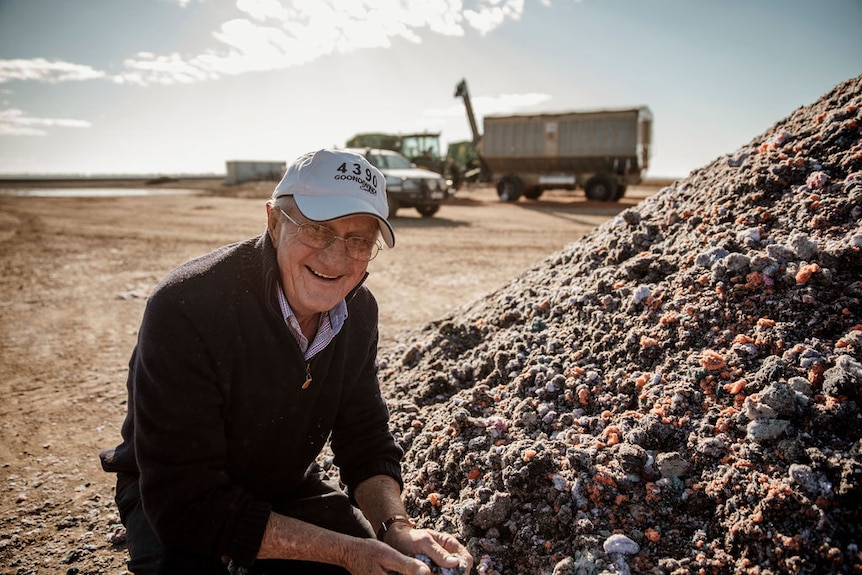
[
  {"xmin": 329, "ymin": 293, "xmax": 404, "ymax": 498},
  {"xmin": 132, "ymin": 285, "xmax": 270, "ymax": 564}
]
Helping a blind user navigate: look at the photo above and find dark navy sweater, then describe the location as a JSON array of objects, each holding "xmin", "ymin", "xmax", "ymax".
[{"xmin": 100, "ymin": 232, "xmax": 403, "ymax": 565}]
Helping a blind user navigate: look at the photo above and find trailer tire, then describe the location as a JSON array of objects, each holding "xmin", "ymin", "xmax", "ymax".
[
  {"xmin": 523, "ymin": 187, "xmax": 543, "ymax": 200},
  {"xmin": 585, "ymin": 176, "xmax": 617, "ymax": 202},
  {"xmin": 497, "ymin": 176, "xmax": 523, "ymax": 202},
  {"xmin": 416, "ymin": 205, "xmax": 440, "ymax": 218}
]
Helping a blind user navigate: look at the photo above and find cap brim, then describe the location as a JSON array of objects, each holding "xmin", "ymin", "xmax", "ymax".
[{"xmin": 294, "ymin": 195, "xmax": 395, "ymax": 248}]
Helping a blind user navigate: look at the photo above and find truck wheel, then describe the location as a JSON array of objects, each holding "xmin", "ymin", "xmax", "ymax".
[
  {"xmin": 388, "ymin": 197, "xmax": 399, "ymax": 217},
  {"xmin": 614, "ymin": 184, "xmax": 627, "ymax": 200},
  {"xmin": 496, "ymin": 176, "xmax": 523, "ymax": 202},
  {"xmin": 585, "ymin": 176, "xmax": 617, "ymax": 202},
  {"xmin": 523, "ymin": 187, "xmax": 543, "ymax": 200},
  {"xmin": 416, "ymin": 205, "xmax": 440, "ymax": 218}
]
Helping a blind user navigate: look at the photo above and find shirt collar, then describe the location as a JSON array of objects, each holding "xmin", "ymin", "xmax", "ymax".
[{"xmin": 275, "ymin": 285, "xmax": 347, "ymax": 359}]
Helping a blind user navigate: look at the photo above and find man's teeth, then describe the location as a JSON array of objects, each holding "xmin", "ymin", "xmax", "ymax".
[{"xmin": 311, "ymin": 268, "xmax": 337, "ymax": 280}]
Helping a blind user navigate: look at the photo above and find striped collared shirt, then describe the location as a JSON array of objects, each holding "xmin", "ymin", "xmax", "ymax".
[{"xmin": 276, "ymin": 286, "xmax": 347, "ymax": 360}]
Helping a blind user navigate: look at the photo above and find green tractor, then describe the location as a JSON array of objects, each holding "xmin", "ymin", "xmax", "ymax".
[{"xmin": 445, "ymin": 140, "xmax": 487, "ymax": 184}]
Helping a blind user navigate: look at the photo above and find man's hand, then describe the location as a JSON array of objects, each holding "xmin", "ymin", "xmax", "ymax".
[
  {"xmin": 257, "ymin": 511, "xmax": 466, "ymax": 574},
  {"xmin": 353, "ymin": 475, "xmax": 473, "ymax": 573},
  {"xmin": 381, "ymin": 525, "xmax": 473, "ymax": 574},
  {"xmin": 341, "ymin": 537, "xmax": 448, "ymax": 575}
]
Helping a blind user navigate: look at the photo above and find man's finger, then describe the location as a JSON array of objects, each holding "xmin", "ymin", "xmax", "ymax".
[{"xmin": 386, "ymin": 554, "xmax": 432, "ymax": 575}]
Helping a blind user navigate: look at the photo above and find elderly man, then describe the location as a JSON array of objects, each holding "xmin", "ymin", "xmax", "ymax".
[{"xmin": 100, "ymin": 149, "xmax": 472, "ymax": 575}]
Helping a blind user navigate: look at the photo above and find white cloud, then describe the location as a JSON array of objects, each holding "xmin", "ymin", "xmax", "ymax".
[
  {"xmin": 0, "ymin": 58, "xmax": 105, "ymax": 84},
  {"xmin": 116, "ymin": 51, "xmax": 219, "ymax": 86},
  {"xmin": 477, "ymin": 91, "xmax": 552, "ymax": 115},
  {"xmin": 0, "ymin": 1, "xmax": 533, "ymax": 88},
  {"xmin": 428, "ymin": 90, "xmax": 552, "ymax": 119},
  {"xmin": 115, "ymin": 0, "xmax": 529, "ymax": 85},
  {"xmin": 464, "ymin": 0, "xmax": 525, "ymax": 35},
  {"xmin": 0, "ymin": 108, "xmax": 91, "ymax": 136},
  {"xmin": 236, "ymin": 0, "xmax": 291, "ymax": 21}
]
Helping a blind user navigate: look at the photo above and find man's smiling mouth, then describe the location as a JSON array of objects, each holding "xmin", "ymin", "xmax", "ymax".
[{"xmin": 309, "ymin": 267, "xmax": 338, "ymax": 280}]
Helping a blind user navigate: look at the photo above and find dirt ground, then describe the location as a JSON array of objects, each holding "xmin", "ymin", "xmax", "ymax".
[{"xmin": 0, "ymin": 179, "xmax": 660, "ymax": 574}]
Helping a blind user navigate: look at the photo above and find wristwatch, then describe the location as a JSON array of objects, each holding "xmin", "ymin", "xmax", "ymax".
[{"xmin": 377, "ymin": 514, "xmax": 415, "ymax": 541}]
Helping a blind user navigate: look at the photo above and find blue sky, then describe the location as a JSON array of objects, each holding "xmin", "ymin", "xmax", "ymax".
[{"xmin": 0, "ymin": 0, "xmax": 859, "ymax": 178}]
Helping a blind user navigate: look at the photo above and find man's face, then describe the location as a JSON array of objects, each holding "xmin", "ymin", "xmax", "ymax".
[{"xmin": 267, "ymin": 202, "xmax": 378, "ymax": 322}]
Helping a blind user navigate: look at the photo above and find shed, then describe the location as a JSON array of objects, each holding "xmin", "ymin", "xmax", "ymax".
[{"xmin": 225, "ymin": 161, "xmax": 286, "ymax": 185}]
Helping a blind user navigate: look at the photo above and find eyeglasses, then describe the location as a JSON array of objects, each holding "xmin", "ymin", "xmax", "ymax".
[{"xmin": 278, "ymin": 208, "xmax": 381, "ymax": 261}]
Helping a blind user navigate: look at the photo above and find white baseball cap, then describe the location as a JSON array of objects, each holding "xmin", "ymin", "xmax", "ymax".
[{"xmin": 273, "ymin": 149, "xmax": 395, "ymax": 248}]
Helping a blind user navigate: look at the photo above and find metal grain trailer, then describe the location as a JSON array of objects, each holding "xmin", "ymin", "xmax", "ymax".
[{"xmin": 455, "ymin": 79, "xmax": 652, "ymax": 202}]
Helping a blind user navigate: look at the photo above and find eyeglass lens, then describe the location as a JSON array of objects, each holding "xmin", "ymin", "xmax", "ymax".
[{"xmin": 279, "ymin": 208, "xmax": 379, "ymax": 261}]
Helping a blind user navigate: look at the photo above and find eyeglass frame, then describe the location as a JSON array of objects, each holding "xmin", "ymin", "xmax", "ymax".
[{"xmin": 276, "ymin": 207, "xmax": 382, "ymax": 261}]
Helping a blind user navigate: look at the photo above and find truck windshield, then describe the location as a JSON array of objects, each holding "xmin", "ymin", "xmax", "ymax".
[
  {"xmin": 367, "ymin": 153, "xmax": 414, "ymax": 170},
  {"xmin": 401, "ymin": 136, "xmax": 441, "ymax": 160}
]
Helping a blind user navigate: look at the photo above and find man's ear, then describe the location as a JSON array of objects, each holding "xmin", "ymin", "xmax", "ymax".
[{"xmin": 266, "ymin": 202, "xmax": 279, "ymax": 242}]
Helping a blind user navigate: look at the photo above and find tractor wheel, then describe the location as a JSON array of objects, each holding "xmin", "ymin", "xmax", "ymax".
[
  {"xmin": 416, "ymin": 205, "xmax": 440, "ymax": 218},
  {"xmin": 496, "ymin": 176, "xmax": 523, "ymax": 202},
  {"xmin": 585, "ymin": 176, "xmax": 617, "ymax": 202},
  {"xmin": 523, "ymin": 187, "xmax": 543, "ymax": 200}
]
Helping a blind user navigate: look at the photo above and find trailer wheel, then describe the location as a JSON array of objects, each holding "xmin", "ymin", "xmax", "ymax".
[
  {"xmin": 523, "ymin": 187, "xmax": 543, "ymax": 200},
  {"xmin": 496, "ymin": 176, "xmax": 523, "ymax": 202},
  {"xmin": 585, "ymin": 176, "xmax": 617, "ymax": 202},
  {"xmin": 416, "ymin": 205, "xmax": 440, "ymax": 218}
]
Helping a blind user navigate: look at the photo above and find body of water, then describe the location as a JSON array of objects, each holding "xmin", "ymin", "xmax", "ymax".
[{"xmin": 0, "ymin": 188, "xmax": 202, "ymax": 198}]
